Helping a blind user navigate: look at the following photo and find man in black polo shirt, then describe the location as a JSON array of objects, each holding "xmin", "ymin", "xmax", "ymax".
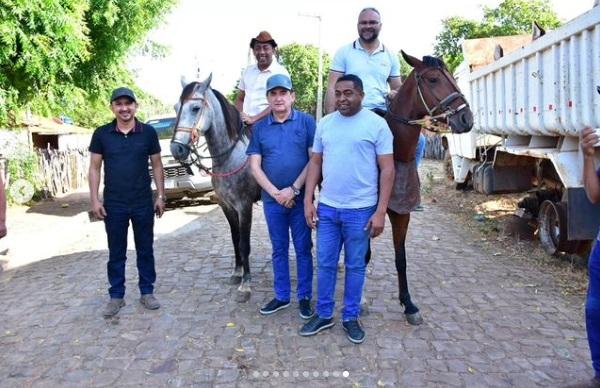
[{"xmin": 88, "ymin": 87, "xmax": 166, "ymax": 318}]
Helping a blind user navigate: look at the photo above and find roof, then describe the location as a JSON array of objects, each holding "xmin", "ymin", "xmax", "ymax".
[
  {"xmin": 461, "ymin": 35, "xmax": 532, "ymax": 70},
  {"xmin": 24, "ymin": 116, "xmax": 91, "ymax": 135}
]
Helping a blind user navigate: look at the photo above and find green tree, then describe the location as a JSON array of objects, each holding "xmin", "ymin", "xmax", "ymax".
[
  {"xmin": 278, "ymin": 43, "xmax": 330, "ymax": 115},
  {"xmin": 0, "ymin": 0, "xmax": 176, "ymax": 128},
  {"xmin": 398, "ymin": 53, "xmax": 412, "ymax": 80},
  {"xmin": 434, "ymin": 0, "xmax": 562, "ymax": 72}
]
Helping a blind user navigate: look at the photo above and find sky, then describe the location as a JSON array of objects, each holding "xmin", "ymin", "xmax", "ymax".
[{"xmin": 131, "ymin": 0, "xmax": 596, "ymax": 105}]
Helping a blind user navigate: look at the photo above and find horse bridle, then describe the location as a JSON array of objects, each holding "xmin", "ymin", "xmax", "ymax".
[
  {"xmin": 172, "ymin": 91, "xmax": 245, "ymax": 175},
  {"xmin": 387, "ymin": 65, "xmax": 469, "ymax": 132}
]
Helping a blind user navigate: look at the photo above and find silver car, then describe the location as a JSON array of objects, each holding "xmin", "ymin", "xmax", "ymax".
[{"xmin": 146, "ymin": 116, "xmax": 213, "ymax": 201}]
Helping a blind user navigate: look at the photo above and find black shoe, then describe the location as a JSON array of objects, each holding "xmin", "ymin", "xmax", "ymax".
[
  {"xmin": 342, "ymin": 319, "xmax": 365, "ymax": 344},
  {"xmin": 259, "ymin": 298, "xmax": 290, "ymax": 315},
  {"xmin": 299, "ymin": 316, "xmax": 334, "ymax": 336},
  {"xmin": 298, "ymin": 298, "xmax": 315, "ymax": 319}
]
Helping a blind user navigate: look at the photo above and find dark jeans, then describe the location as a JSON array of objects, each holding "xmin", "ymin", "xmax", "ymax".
[
  {"xmin": 263, "ymin": 200, "xmax": 313, "ymax": 302},
  {"xmin": 587, "ymin": 239, "xmax": 600, "ymax": 377},
  {"xmin": 104, "ymin": 204, "xmax": 156, "ymax": 298}
]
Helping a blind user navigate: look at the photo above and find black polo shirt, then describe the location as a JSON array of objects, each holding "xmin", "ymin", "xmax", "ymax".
[{"xmin": 89, "ymin": 119, "xmax": 161, "ymax": 207}]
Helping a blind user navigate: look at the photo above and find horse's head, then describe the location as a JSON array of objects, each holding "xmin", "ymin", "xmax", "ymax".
[
  {"xmin": 170, "ymin": 74, "xmax": 215, "ymax": 162},
  {"xmin": 397, "ymin": 51, "xmax": 473, "ymax": 134}
]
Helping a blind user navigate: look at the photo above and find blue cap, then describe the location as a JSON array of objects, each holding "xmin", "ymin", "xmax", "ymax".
[{"xmin": 266, "ymin": 74, "xmax": 292, "ymax": 93}]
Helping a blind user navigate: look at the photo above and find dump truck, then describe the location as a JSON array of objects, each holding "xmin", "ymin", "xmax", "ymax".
[{"xmin": 445, "ymin": 5, "xmax": 600, "ymax": 255}]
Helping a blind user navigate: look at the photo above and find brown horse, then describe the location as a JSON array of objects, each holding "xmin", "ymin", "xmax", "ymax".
[{"xmin": 384, "ymin": 51, "xmax": 473, "ymax": 325}]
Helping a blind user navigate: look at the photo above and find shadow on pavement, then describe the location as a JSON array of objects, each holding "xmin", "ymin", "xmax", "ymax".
[{"xmin": 25, "ymin": 192, "xmax": 90, "ymax": 217}]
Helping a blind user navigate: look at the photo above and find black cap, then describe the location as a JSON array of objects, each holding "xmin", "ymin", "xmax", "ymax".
[{"xmin": 110, "ymin": 87, "xmax": 137, "ymax": 103}]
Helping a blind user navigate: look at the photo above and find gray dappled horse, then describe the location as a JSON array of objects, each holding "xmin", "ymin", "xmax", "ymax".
[
  {"xmin": 383, "ymin": 51, "xmax": 473, "ymax": 325},
  {"xmin": 170, "ymin": 75, "xmax": 260, "ymax": 302}
]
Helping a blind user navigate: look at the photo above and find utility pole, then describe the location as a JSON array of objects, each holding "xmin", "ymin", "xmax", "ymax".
[{"xmin": 299, "ymin": 13, "xmax": 323, "ymax": 121}]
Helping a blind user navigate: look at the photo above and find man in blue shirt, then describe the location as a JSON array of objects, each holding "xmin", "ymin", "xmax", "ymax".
[
  {"xmin": 300, "ymin": 74, "xmax": 395, "ymax": 344},
  {"xmin": 247, "ymin": 74, "xmax": 316, "ymax": 319},
  {"xmin": 88, "ymin": 87, "xmax": 166, "ymax": 318}
]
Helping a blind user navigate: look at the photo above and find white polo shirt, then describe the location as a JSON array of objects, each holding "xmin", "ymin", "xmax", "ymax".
[{"xmin": 238, "ymin": 61, "xmax": 289, "ymax": 116}]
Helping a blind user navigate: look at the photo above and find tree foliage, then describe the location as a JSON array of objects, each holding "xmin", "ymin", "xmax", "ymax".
[
  {"xmin": 0, "ymin": 0, "xmax": 176, "ymax": 128},
  {"xmin": 398, "ymin": 54, "xmax": 412, "ymax": 80},
  {"xmin": 278, "ymin": 43, "xmax": 330, "ymax": 116},
  {"xmin": 434, "ymin": 0, "xmax": 562, "ymax": 72}
]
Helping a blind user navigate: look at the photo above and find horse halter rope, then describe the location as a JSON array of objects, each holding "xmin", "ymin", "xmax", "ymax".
[
  {"xmin": 387, "ymin": 65, "xmax": 469, "ymax": 132},
  {"xmin": 172, "ymin": 91, "xmax": 247, "ymax": 177}
]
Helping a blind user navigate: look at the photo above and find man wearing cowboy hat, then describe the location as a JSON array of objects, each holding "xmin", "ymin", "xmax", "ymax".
[{"xmin": 235, "ymin": 31, "xmax": 290, "ymax": 126}]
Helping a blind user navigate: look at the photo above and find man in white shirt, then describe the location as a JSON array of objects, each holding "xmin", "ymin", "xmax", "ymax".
[{"xmin": 235, "ymin": 31, "xmax": 290, "ymax": 126}]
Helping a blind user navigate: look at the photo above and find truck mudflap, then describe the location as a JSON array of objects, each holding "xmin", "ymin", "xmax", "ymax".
[{"xmin": 566, "ymin": 188, "xmax": 600, "ymax": 241}]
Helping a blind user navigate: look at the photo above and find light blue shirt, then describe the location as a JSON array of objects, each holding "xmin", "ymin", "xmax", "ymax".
[
  {"xmin": 312, "ymin": 109, "xmax": 393, "ymax": 208},
  {"xmin": 330, "ymin": 40, "xmax": 401, "ymax": 110}
]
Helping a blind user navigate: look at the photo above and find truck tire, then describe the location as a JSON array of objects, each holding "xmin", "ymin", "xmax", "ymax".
[{"xmin": 538, "ymin": 200, "xmax": 576, "ymax": 255}]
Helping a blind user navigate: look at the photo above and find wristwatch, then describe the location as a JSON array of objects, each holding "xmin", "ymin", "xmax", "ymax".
[
  {"xmin": 291, "ymin": 185, "xmax": 301, "ymax": 196},
  {"xmin": 158, "ymin": 195, "xmax": 167, "ymax": 202}
]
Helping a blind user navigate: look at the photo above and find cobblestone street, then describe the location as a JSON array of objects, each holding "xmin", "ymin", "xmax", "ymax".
[{"xmin": 0, "ymin": 176, "xmax": 592, "ymax": 387}]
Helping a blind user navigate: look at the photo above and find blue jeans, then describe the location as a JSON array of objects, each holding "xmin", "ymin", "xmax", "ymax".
[
  {"xmin": 263, "ymin": 200, "xmax": 313, "ymax": 302},
  {"xmin": 587, "ymin": 239, "xmax": 600, "ymax": 377},
  {"xmin": 104, "ymin": 204, "xmax": 156, "ymax": 298},
  {"xmin": 416, "ymin": 133, "xmax": 426, "ymax": 167},
  {"xmin": 315, "ymin": 203, "xmax": 375, "ymax": 321}
]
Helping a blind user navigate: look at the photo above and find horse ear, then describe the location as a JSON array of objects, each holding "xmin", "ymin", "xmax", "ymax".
[
  {"xmin": 196, "ymin": 73, "xmax": 213, "ymax": 95},
  {"xmin": 203, "ymin": 73, "xmax": 213, "ymax": 88},
  {"xmin": 180, "ymin": 75, "xmax": 190, "ymax": 88},
  {"xmin": 401, "ymin": 50, "xmax": 420, "ymax": 69}
]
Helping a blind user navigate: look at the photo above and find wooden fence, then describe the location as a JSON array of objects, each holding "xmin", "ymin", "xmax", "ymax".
[{"xmin": 36, "ymin": 148, "xmax": 89, "ymax": 197}]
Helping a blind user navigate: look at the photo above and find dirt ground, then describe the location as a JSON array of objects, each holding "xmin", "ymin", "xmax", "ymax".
[{"xmin": 418, "ymin": 159, "xmax": 589, "ymax": 297}]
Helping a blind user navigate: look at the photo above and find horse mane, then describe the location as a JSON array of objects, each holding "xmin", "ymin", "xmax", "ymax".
[
  {"xmin": 422, "ymin": 55, "xmax": 446, "ymax": 69},
  {"xmin": 180, "ymin": 82, "xmax": 241, "ymax": 141},
  {"xmin": 212, "ymin": 89, "xmax": 242, "ymax": 141}
]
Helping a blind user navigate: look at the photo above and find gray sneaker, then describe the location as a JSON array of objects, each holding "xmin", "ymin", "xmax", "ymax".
[
  {"xmin": 140, "ymin": 294, "xmax": 160, "ymax": 310},
  {"xmin": 103, "ymin": 298, "xmax": 125, "ymax": 318}
]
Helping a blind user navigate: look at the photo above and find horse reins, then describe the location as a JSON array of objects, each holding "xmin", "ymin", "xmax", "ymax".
[
  {"xmin": 386, "ymin": 66, "xmax": 469, "ymax": 133},
  {"xmin": 172, "ymin": 92, "xmax": 248, "ymax": 177}
]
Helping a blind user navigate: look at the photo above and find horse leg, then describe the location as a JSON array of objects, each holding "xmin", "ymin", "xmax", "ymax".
[
  {"xmin": 387, "ymin": 209, "xmax": 423, "ymax": 325},
  {"xmin": 235, "ymin": 204, "xmax": 253, "ymax": 303},
  {"xmin": 222, "ymin": 205, "xmax": 243, "ymax": 285}
]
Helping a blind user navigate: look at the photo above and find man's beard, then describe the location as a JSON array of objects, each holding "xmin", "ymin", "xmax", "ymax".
[{"xmin": 360, "ymin": 30, "xmax": 379, "ymax": 43}]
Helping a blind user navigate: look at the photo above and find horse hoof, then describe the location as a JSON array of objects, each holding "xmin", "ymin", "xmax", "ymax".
[
  {"xmin": 235, "ymin": 290, "xmax": 251, "ymax": 303},
  {"xmin": 228, "ymin": 275, "xmax": 242, "ymax": 285},
  {"xmin": 405, "ymin": 311, "xmax": 423, "ymax": 326}
]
